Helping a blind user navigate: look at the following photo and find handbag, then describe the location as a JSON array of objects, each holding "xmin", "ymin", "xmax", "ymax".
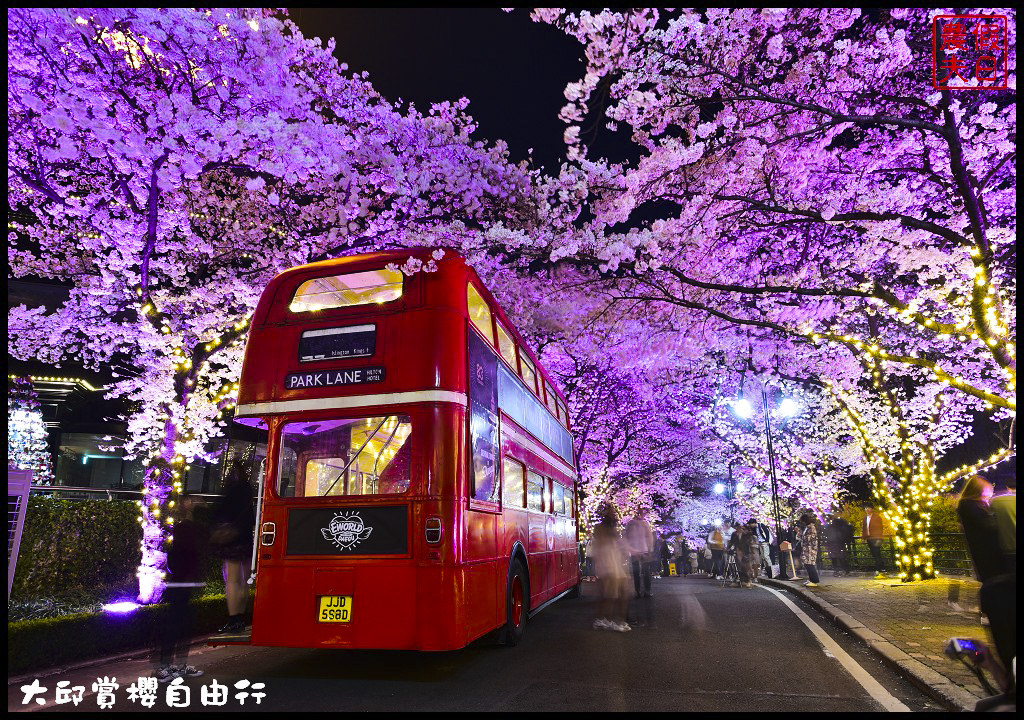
[
  {"xmin": 210, "ymin": 522, "xmax": 240, "ymax": 547},
  {"xmin": 779, "ymin": 540, "xmax": 792, "ymax": 552}
]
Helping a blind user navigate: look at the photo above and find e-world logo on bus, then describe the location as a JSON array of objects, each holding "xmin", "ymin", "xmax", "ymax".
[{"xmin": 321, "ymin": 511, "xmax": 374, "ymax": 551}]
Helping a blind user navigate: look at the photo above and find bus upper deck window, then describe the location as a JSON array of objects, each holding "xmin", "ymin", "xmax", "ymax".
[
  {"xmin": 544, "ymin": 380, "xmax": 558, "ymax": 415},
  {"xmin": 467, "ymin": 283, "xmax": 494, "ymax": 344},
  {"xmin": 519, "ymin": 352, "xmax": 538, "ymax": 394},
  {"xmin": 558, "ymin": 400, "xmax": 570, "ymax": 429},
  {"xmin": 290, "ymin": 268, "xmax": 403, "ymax": 313},
  {"xmin": 277, "ymin": 415, "xmax": 412, "ymax": 497},
  {"xmin": 495, "ymin": 321, "xmax": 517, "ymax": 370}
]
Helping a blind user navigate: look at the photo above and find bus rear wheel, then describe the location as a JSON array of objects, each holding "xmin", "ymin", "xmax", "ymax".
[{"xmin": 500, "ymin": 559, "xmax": 528, "ymax": 646}]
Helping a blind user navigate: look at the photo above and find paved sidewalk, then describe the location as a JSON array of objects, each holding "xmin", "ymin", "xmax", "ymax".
[{"xmin": 762, "ymin": 572, "xmax": 995, "ymax": 711}]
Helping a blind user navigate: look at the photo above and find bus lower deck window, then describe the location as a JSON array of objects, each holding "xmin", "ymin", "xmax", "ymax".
[{"xmin": 277, "ymin": 416, "xmax": 412, "ymax": 497}]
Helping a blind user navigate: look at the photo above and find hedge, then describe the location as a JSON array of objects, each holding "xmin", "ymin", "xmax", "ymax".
[
  {"xmin": 12, "ymin": 497, "xmax": 142, "ymax": 599},
  {"xmin": 8, "ymin": 593, "xmax": 252, "ymax": 675},
  {"xmin": 12, "ymin": 497, "xmax": 223, "ymax": 601}
]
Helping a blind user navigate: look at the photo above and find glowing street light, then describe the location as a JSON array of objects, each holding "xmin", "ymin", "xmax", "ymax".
[
  {"xmin": 713, "ymin": 482, "xmax": 726, "ymax": 495},
  {"xmin": 778, "ymin": 398, "xmax": 799, "ymax": 418},
  {"xmin": 733, "ymin": 398, "xmax": 754, "ymax": 418}
]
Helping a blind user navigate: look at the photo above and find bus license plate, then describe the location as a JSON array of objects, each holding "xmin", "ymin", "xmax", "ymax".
[{"xmin": 318, "ymin": 595, "xmax": 352, "ymax": 623}]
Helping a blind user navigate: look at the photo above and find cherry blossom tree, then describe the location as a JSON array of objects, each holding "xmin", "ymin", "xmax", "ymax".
[
  {"xmin": 532, "ymin": 8, "xmax": 1016, "ymax": 580},
  {"xmin": 8, "ymin": 8, "xmax": 533, "ymax": 601}
]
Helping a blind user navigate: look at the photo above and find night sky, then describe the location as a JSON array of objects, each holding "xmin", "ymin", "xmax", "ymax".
[{"xmin": 290, "ymin": 8, "xmax": 585, "ymax": 172}]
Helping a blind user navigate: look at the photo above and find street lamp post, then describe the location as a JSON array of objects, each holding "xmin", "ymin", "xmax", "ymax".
[
  {"xmin": 761, "ymin": 389, "xmax": 784, "ymax": 552},
  {"xmin": 732, "ymin": 388, "xmax": 798, "ymax": 576}
]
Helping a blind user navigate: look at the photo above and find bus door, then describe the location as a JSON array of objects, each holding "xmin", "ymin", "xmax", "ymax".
[{"xmin": 466, "ymin": 330, "xmax": 500, "ymax": 636}]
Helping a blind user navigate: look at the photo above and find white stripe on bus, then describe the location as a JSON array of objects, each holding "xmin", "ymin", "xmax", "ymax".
[{"xmin": 235, "ymin": 390, "xmax": 467, "ymax": 417}]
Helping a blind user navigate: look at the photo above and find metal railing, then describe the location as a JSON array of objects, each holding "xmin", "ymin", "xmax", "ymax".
[
  {"xmin": 28, "ymin": 485, "xmax": 232, "ymax": 501},
  {"xmin": 820, "ymin": 534, "xmax": 974, "ymax": 576}
]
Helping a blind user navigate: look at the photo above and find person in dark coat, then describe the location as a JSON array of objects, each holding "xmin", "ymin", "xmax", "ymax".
[
  {"xmin": 153, "ymin": 494, "xmax": 207, "ymax": 682},
  {"xmin": 212, "ymin": 466, "xmax": 256, "ymax": 633},
  {"xmin": 958, "ymin": 475, "xmax": 1016, "ymax": 677},
  {"xmin": 824, "ymin": 515, "xmax": 852, "ymax": 576}
]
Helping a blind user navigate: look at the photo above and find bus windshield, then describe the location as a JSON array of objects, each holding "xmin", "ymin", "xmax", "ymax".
[{"xmin": 276, "ymin": 415, "xmax": 412, "ymax": 498}]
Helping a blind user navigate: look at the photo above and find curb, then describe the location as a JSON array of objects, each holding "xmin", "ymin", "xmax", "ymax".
[
  {"xmin": 761, "ymin": 578, "xmax": 980, "ymax": 712},
  {"xmin": 7, "ymin": 633, "xmax": 217, "ymax": 686}
]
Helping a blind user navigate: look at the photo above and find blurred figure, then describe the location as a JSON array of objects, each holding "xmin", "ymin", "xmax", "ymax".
[
  {"xmin": 211, "ymin": 465, "xmax": 256, "ymax": 633},
  {"xmin": 989, "ymin": 476, "xmax": 1015, "ymax": 570},
  {"xmin": 591, "ymin": 503, "xmax": 631, "ymax": 632},
  {"xmin": 624, "ymin": 514, "xmax": 654, "ymax": 597},
  {"xmin": 153, "ymin": 494, "xmax": 207, "ymax": 683},
  {"xmin": 862, "ymin": 504, "xmax": 887, "ymax": 578},
  {"xmin": 676, "ymin": 536, "xmax": 691, "ymax": 576},
  {"xmin": 706, "ymin": 523, "xmax": 727, "ymax": 579},
  {"xmin": 957, "ymin": 475, "xmax": 1015, "ymax": 680},
  {"xmin": 658, "ymin": 534, "xmax": 673, "ymax": 577},
  {"xmin": 729, "ymin": 519, "xmax": 760, "ymax": 588},
  {"xmin": 799, "ymin": 513, "xmax": 821, "ymax": 587},
  {"xmin": 824, "ymin": 514, "xmax": 852, "ymax": 576}
]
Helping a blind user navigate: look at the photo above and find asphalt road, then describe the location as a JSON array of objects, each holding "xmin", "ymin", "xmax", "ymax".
[{"xmin": 10, "ymin": 576, "xmax": 944, "ymax": 712}]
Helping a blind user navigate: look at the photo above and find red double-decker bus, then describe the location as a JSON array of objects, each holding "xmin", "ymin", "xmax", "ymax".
[{"xmin": 233, "ymin": 248, "xmax": 579, "ymax": 651}]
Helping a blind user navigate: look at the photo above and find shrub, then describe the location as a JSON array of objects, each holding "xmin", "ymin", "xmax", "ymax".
[
  {"xmin": 11, "ymin": 497, "xmax": 225, "ymax": 601},
  {"xmin": 11, "ymin": 497, "xmax": 141, "ymax": 599}
]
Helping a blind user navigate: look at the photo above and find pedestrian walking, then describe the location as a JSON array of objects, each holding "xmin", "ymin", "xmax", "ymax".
[
  {"xmin": 153, "ymin": 494, "xmax": 207, "ymax": 683},
  {"xmin": 591, "ymin": 503, "xmax": 631, "ymax": 632},
  {"xmin": 862, "ymin": 503, "xmax": 887, "ymax": 578},
  {"xmin": 754, "ymin": 520, "xmax": 773, "ymax": 578},
  {"xmin": 624, "ymin": 514, "xmax": 654, "ymax": 597},
  {"xmin": 799, "ymin": 513, "xmax": 821, "ymax": 587},
  {"xmin": 706, "ymin": 523, "xmax": 727, "ymax": 579},
  {"xmin": 211, "ymin": 465, "xmax": 256, "ymax": 633},
  {"xmin": 957, "ymin": 475, "xmax": 1016, "ymax": 677}
]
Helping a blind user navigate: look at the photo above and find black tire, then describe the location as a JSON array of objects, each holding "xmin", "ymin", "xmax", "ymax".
[
  {"xmin": 566, "ymin": 580, "xmax": 581, "ymax": 599},
  {"xmin": 500, "ymin": 559, "xmax": 528, "ymax": 646}
]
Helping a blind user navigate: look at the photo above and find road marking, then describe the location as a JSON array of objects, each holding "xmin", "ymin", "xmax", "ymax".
[{"xmin": 757, "ymin": 585, "xmax": 910, "ymax": 712}]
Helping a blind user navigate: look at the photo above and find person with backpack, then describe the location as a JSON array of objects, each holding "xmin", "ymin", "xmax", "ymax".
[{"xmin": 706, "ymin": 523, "xmax": 727, "ymax": 579}]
